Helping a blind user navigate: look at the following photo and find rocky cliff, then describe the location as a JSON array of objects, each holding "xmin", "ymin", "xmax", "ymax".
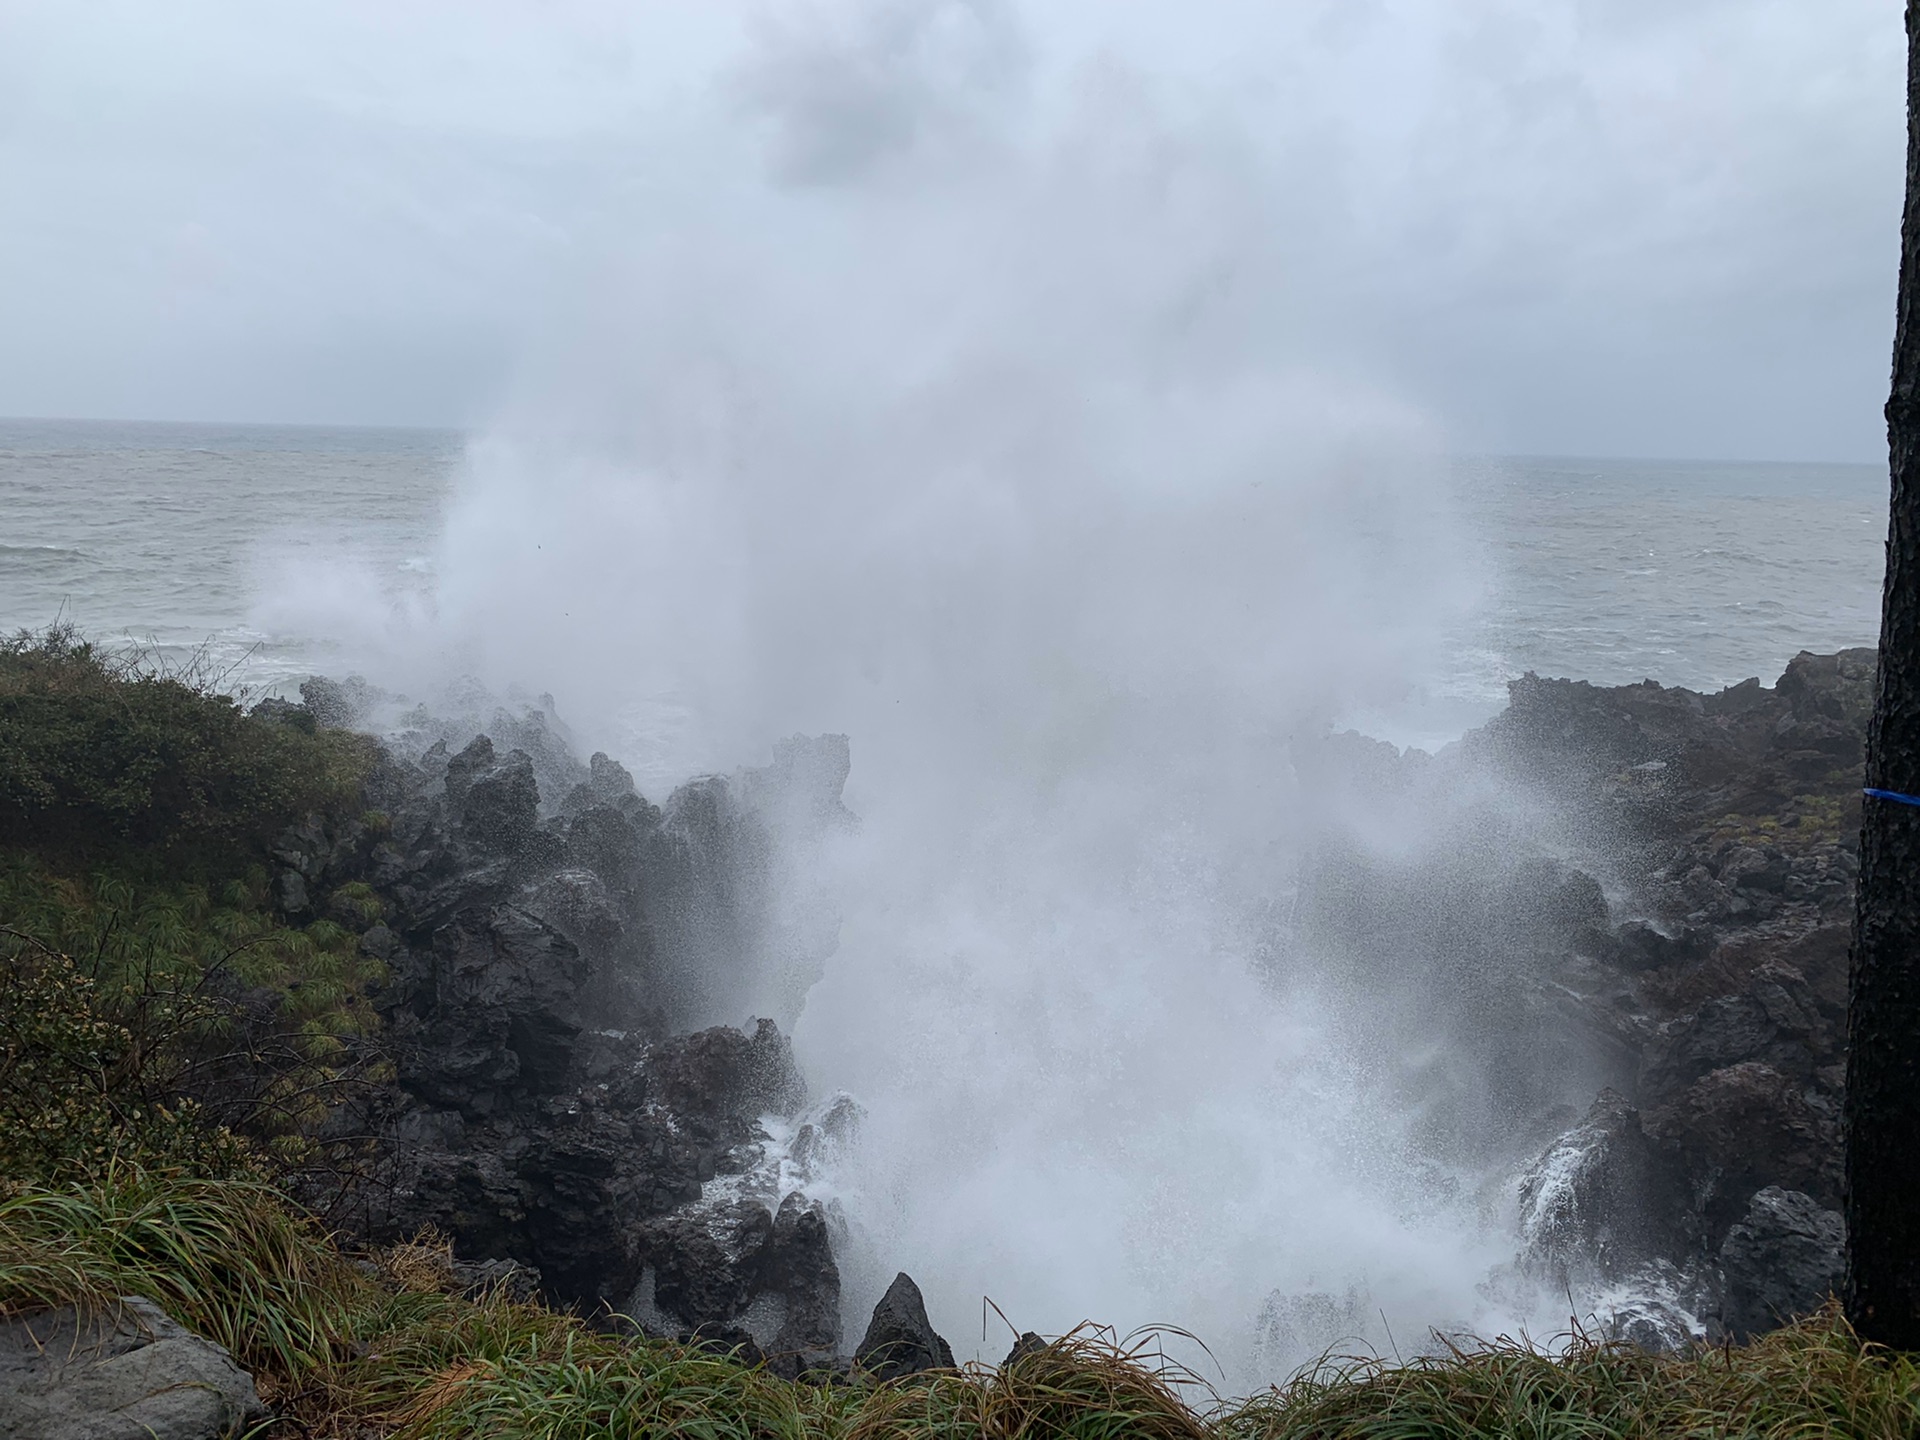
[
  {"xmin": 1299, "ymin": 649, "xmax": 1871, "ymax": 1343},
  {"xmin": 271, "ymin": 649, "xmax": 1873, "ymax": 1363},
  {"xmin": 258, "ymin": 684, "xmax": 855, "ymax": 1374}
]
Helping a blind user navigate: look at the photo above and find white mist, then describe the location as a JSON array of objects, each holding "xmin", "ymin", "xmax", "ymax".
[{"xmin": 267, "ymin": 0, "xmax": 1576, "ymax": 1386}]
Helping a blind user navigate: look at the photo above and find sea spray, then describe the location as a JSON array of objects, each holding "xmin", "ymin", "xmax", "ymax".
[{"xmin": 258, "ymin": 2, "xmax": 1578, "ymax": 1386}]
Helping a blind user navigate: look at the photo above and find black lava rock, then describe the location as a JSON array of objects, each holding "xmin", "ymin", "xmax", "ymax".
[{"xmin": 856, "ymin": 1272, "xmax": 955, "ymax": 1380}]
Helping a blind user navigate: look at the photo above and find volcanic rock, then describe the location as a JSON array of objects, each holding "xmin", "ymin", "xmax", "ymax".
[
  {"xmin": 1717, "ymin": 1187, "xmax": 1844, "ymax": 1340},
  {"xmin": 856, "ymin": 1272, "xmax": 955, "ymax": 1380}
]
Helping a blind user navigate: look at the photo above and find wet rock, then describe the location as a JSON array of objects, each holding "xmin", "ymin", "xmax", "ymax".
[
  {"xmin": 1640, "ymin": 984, "xmax": 1824, "ymax": 1098},
  {"xmin": 526, "ymin": 867, "xmax": 627, "ymax": 961},
  {"xmin": 443, "ymin": 734, "xmax": 495, "ymax": 806},
  {"xmin": 856, "ymin": 1272, "xmax": 955, "ymax": 1380},
  {"xmin": 405, "ymin": 905, "xmax": 589, "ymax": 1104},
  {"xmin": 358, "ymin": 922, "xmax": 401, "ymax": 961},
  {"xmin": 451, "ymin": 1257, "xmax": 543, "ymax": 1302},
  {"xmin": 1604, "ymin": 920, "xmax": 1699, "ymax": 972},
  {"xmin": 300, "ymin": 673, "xmax": 377, "ymax": 730},
  {"xmin": 274, "ymin": 867, "xmax": 310, "ymax": 916},
  {"xmin": 640, "ymin": 1199, "xmax": 777, "ymax": 1328},
  {"xmin": 1594, "ymin": 1261, "xmax": 1707, "ymax": 1352},
  {"xmin": 1543, "ymin": 866, "xmax": 1609, "ymax": 930},
  {"xmin": 459, "ymin": 748, "xmax": 540, "ymax": 855},
  {"xmin": 1718, "ymin": 1187, "xmax": 1844, "ymax": 1340},
  {"xmin": 1518, "ymin": 1089, "xmax": 1679, "ymax": 1284},
  {"xmin": 563, "ymin": 806, "xmax": 645, "ymax": 897},
  {"xmin": 763, "ymin": 1193, "xmax": 843, "ymax": 1356},
  {"xmin": 1645, "ymin": 1063, "xmax": 1842, "ymax": 1230},
  {"xmin": 646, "ymin": 1020, "xmax": 807, "ymax": 1138},
  {"xmin": 628, "ymin": 1190, "xmax": 842, "ymax": 1361},
  {"xmin": 270, "ymin": 813, "xmax": 331, "ymax": 878},
  {"xmin": 258, "ymin": 686, "xmax": 851, "ymax": 1339},
  {"xmin": 0, "ymin": 1296, "xmax": 264, "ymax": 1440}
]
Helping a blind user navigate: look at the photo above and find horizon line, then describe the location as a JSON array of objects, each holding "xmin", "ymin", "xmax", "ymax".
[{"xmin": 0, "ymin": 412, "xmax": 1886, "ymax": 471}]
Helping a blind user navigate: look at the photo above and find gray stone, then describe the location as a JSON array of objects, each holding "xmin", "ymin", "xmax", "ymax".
[{"xmin": 0, "ymin": 1296, "xmax": 264, "ymax": 1440}]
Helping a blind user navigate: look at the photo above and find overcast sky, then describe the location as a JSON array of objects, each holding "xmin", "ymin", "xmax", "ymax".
[{"xmin": 0, "ymin": 0, "xmax": 1903, "ymax": 460}]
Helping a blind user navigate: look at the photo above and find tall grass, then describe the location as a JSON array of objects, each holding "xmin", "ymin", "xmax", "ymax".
[
  {"xmin": 0, "ymin": 1166, "xmax": 358, "ymax": 1377},
  {"xmin": 1218, "ymin": 1315, "xmax": 1920, "ymax": 1440},
  {"xmin": 3, "ymin": 1168, "xmax": 1917, "ymax": 1438}
]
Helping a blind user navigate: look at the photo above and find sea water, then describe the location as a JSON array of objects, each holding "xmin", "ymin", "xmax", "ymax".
[{"xmin": 0, "ymin": 418, "xmax": 1883, "ymax": 724}]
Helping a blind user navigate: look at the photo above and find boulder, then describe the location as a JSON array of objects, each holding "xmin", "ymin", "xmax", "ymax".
[
  {"xmin": 1718, "ymin": 1187, "xmax": 1844, "ymax": 1340},
  {"xmin": 762, "ymin": 1193, "xmax": 843, "ymax": 1356},
  {"xmin": 0, "ymin": 1296, "xmax": 264, "ymax": 1440},
  {"xmin": 629, "ymin": 1191, "xmax": 842, "ymax": 1361},
  {"xmin": 402, "ymin": 905, "xmax": 590, "ymax": 1107},
  {"xmin": 1645, "ymin": 1063, "xmax": 1842, "ymax": 1231},
  {"xmin": 458, "ymin": 748, "xmax": 541, "ymax": 855},
  {"xmin": 856, "ymin": 1272, "xmax": 955, "ymax": 1380}
]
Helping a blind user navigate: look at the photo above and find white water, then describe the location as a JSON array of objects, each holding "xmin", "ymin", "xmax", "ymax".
[{"xmin": 313, "ymin": 30, "xmax": 1550, "ymax": 1385}]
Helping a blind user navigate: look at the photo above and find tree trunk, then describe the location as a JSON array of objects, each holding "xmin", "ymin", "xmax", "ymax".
[{"xmin": 1845, "ymin": 0, "xmax": 1920, "ymax": 1349}]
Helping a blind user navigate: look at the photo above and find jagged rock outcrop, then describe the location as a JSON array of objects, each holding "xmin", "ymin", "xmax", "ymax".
[
  {"xmin": 855, "ymin": 1272, "xmax": 955, "ymax": 1380},
  {"xmin": 1002, "ymin": 1331, "xmax": 1048, "ymax": 1366},
  {"xmin": 1487, "ymin": 653, "xmax": 1864, "ymax": 1331},
  {"xmin": 1299, "ymin": 649, "xmax": 1869, "ymax": 1341},
  {"xmin": 1467, "ymin": 652, "xmax": 1866, "ymax": 1334},
  {"xmin": 1516, "ymin": 1088, "xmax": 1680, "ymax": 1287},
  {"xmin": 259, "ymin": 688, "xmax": 854, "ymax": 1353},
  {"xmin": 0, "ymin": 1297, "xmax": 264, "ymax": 1440}
]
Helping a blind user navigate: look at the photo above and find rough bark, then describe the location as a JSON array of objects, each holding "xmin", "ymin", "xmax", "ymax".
[{"xmin": 1844, "ymin": 0, "xmax": 1920, "ymax": 1349}]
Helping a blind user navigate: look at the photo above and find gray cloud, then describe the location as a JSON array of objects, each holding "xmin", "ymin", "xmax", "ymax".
[
  {"xmin": 731, "ymin": 0, "xmax": 1027, "ymax": 185},
  {"xmin": 0, "ymin": 0, "xmax": 1902, "ymax": 457}
]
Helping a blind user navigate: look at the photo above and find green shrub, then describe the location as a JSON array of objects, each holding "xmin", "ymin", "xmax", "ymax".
[
  {"xmin": 0, "ymin": 623, "xmax": 372, "ymax": 869},
  {"xmin": 0, "ymin": 860, "xmax": 388, "ymax": 1187},
  {"xmin": 0, "ymin": 940, "xmax": 255, "ymax": 1184},
  {"xmin": 0, "ymin": 625, "xmax": 389, "ymax": 1189}
]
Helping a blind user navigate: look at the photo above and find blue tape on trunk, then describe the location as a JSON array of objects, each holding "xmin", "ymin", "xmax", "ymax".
[{"xmin": 1864, "ymin": 788, "xmax": 1920, "ymax": 808}]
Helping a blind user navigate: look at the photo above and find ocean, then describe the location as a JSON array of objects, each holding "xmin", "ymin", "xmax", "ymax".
[{"xmin": 0, "ymin": 417, "xmax": 1885, "ymax": 743}]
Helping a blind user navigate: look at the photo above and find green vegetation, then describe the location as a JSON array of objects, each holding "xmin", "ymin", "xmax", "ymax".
[
  {"xmin": 0, "ymin": 623, "xmax": 371, "ymax": 866},
  {"xmin": 1224, "ymin": 1321, "xmax": 1920, "ymax": 1439},
  {"xmin": 0, "ymin": 625, "xmax": 386, "ymax": 1188}
]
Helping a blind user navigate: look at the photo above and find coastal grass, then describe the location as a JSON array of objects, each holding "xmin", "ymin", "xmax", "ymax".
[
  {"xmin": 6, "ymin": 1166, "xmax": 1919, "ymax": 1440},
  {"xmin": 0, "ymin": 1166, "xmax": 361, "ymax": 1380},
  {"xmin": 1218, "ymin": 1315, "xmax": 1920, "ymax": 1439}
]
